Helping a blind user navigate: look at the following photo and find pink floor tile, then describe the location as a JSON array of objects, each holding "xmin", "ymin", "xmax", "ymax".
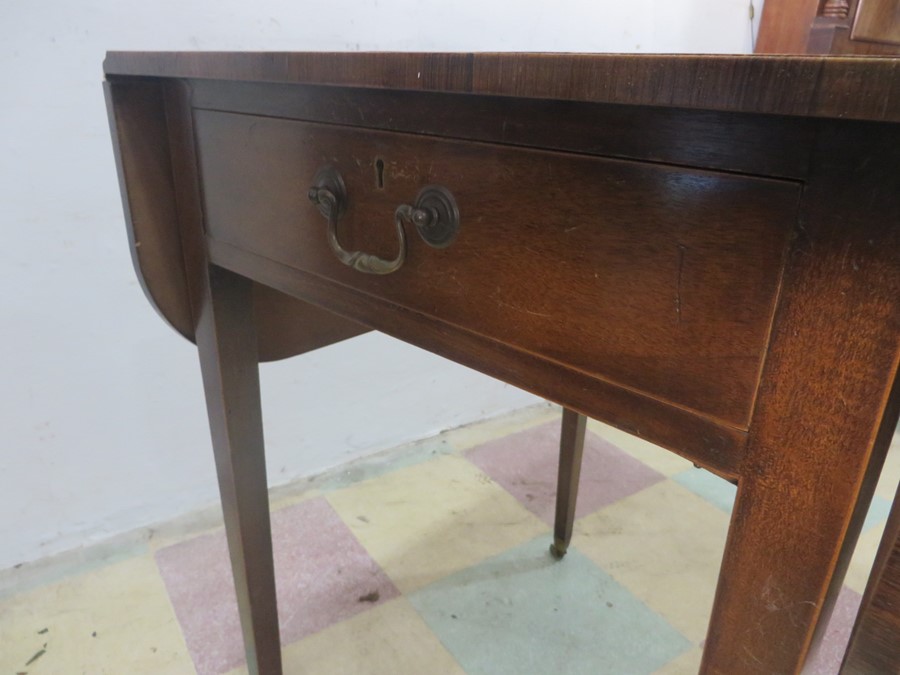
[
  {"xmin": 803, "ymin": 585, "xmax": 863, "ymax": 674},
  {"xmin": 156, "ymin": 497, "xmax": 399, "ymax": 675},
  {"xmin": 466, "ymin": 420, "xmax": 665, "ymax": 524}
]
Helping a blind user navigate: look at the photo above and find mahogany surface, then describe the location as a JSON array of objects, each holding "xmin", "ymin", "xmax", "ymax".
[
  {"xmin": 757, "ymin": 5, "xmax": 900, "ymax": 668},
  {"xmin": 842, "ymin": 478, "xmax": 900, "ymax": 673},
  {"xmin": 758, "ymin": 0, "xmax": 900, "ymax": 55},
  {"xmin": 195, "ymin": 111, "xmax": 797, "ymax": 429},
  {"xmin": 551, "ymin": 408, "xmax": 588, "ymax": 559},
  {"xmin": 105, "ymin": 52, "xmax": 900, "ymax": 674}
]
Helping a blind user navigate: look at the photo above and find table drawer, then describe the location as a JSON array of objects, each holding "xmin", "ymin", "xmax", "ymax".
[{"xmin": 195, "ymin": 110, "xmax": 798, "ymax": 428}]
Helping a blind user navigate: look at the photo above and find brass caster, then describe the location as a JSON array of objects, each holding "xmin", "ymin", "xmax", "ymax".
[{"xmin": 549, "ymin": 542, "xmax": 567, "ymax": 560}]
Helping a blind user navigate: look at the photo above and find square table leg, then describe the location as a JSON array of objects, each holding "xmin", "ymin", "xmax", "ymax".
[
  {"xmin": 551, "ymin": 408, "xmax": 587, "ymax": 559},
  {"xmin": 197, "ymin": 265, "xmax": 283, "ymax": 675}
]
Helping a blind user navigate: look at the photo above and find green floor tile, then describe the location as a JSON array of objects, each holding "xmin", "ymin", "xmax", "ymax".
[
  {"xmin": 409, "ymin": 536, "xmax": 692, "ymax": 675},
  {"xmin": 672, "ymin": 469, "xmax": 737, "ymax": 514},
  {"xmin": 862, "ymin": 495, "xmax": 892, "ymax": 533}
]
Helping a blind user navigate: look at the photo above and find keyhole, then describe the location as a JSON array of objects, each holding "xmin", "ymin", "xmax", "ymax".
[{"xmin": 375, "ymin": 158, "xmax": 385, "ymax": 189}]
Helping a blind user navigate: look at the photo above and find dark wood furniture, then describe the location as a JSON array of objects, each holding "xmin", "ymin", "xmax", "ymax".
[
  {"xmin": 104, "ymin": 52, "xmax": 900, "ymax": 674},
  {"xmin": 842, "ymin": 477, "xmax": 900, "ymax": 673},
  {"xmin": 757, "ymin": 4, "xmax": 900, "ymax": 672},
  {"xmin": 757, "ymin": 0, "xmax": 900, "ymax": 54}
]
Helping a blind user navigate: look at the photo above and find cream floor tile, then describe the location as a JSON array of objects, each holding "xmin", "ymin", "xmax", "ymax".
[
  {"xmin": 875, "ymin": 433, "xmax": 899, "ymax": 501},
  {"xmin": 0, "ymin": 540, "xmax": 148, "ymax": 601},
  {"xmin": 843, "ymin": 433, "xmax": 899, "ymax": 593},
  {"xmin": 448, "ymin": 404, "xmax": 559, "ymax": 452},
  {"xmin": 0, "ymin": 554, "xmax": 193, "ymax": 674},
  {"xmin": 844, "ymin": 522, "xmax": 886, "ymax": 595},
  {"xmin": 586, "ymin": 419, "xmax": 695, "ymax": 477},
  {"xmin": 266, "ymin": 484, "xmax": 324, "ymax": 515},
  {"xmin": 225, "ymin": 598, "xmax": 464, "ymax": 675},
  {"xmin": 327, "ymin": 454, "xmax": 546, "ymax": 593},
  {"xmin": 574, "ymin": 480, "xmax": 729, "ymax": 643},
  {"xmin": 653, "ymin": 646, "xmax": 703, "ymax": 674}
]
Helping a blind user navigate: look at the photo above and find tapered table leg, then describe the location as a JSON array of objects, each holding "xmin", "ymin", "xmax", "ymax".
[
  {"xmin": 196, "ymin": 265, "xmax": 282, "ymax": 675},
  {"xmin": 698, "ymin": 121, "xmax": 900, "ymax": 674},
  {"xmin": 551, "ymin": 408, "xmax": 587, "ymax": 559}
]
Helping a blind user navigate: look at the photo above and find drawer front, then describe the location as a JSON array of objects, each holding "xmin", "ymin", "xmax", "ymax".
[{"xmin": 195, "ymin": 110, "xmax": 798, "ymax": 428}]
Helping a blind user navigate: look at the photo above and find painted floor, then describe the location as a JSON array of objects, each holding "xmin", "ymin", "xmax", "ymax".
[{"xmin": 2, "ymin": 406, "xmax": 898, "ymax": 674}]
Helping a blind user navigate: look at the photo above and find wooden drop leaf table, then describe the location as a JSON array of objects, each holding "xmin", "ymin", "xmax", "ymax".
[{"xmin": 103, "ymin": 52, "xmax": 900, "ymax": 674}]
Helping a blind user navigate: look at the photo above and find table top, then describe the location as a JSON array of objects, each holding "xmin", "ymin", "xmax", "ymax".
[{"xmin": 104, "ymin": 51, "xmax": 900, "ymax": 123}]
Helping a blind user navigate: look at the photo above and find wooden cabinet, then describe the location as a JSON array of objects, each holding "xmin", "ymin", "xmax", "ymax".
[{"xmin": 757, "ymin": 0, "xmax": 900, "ymax": 54}]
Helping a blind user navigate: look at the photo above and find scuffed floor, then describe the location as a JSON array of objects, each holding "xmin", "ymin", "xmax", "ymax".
[{"xmin": 2, "ymin": 407, "xmax": 897, "ymax": 674}]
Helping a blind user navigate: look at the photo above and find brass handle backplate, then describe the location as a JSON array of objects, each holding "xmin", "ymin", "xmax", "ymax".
[{"xmin": 308, "ymin": 166, "xmax": 459, "ymax": 275}]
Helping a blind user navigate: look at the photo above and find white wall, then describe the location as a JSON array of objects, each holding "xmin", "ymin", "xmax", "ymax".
[{"xmin": 0, "ymin": 0, "xmax": 763, "ymax": 571}]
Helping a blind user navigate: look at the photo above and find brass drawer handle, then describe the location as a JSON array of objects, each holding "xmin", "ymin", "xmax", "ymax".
[{"xmin": 308, "ymin": 166, "xmax": 459, "ymax": 275}]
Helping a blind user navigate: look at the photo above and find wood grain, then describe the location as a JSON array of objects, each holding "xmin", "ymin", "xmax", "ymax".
[
  {"xmin": 103, "ymin": 52, "xmax": 900, "ymax": 674},
  {"xmin": 761, "ymin": 0, "xmax": 900, "ymax": 55},
  {"xmin": 701, "ymin": 120, "xmax": 900, "ymax": 674},
  {"xmin": 842, "ymin": 479, "xmax": 900, "ymax": 673},
  {"xmin": 852, "ymin": 0, "xmax": 900, "ymax": 45},
  {"xmin": 196, "ymin": 265, "xmax": 282, "ymax": 675},
  {"xmin": 207, "ymin": 237, "xmax": 748, "ymax": 478},
  {"xmin": 104, "ymin": 79, "xmax": 193, "ymax": 341},
  {"xmin": 190, "ymin": 79, "xmax": 815, "ymax": 180},
  {"xmin": 551, "ymin": 409, "xmax": 588, "ymax": 559},
  {"xmin": 195, "ymin": 112, "xmax": 797, "ymax": 429},
  {"xmin": 104, "ymin": 78, "xmax": 370, "ymax": 361},
  {"xmin": 808, "ymin": 25, "xmax": 900, "ymax": 53},
  {"xmin": 103, "ymin": 52, "xmax": 900, "ymax": 123},
  {"xmin": 756, "ymin": 0, "xmax": 822, "ymax": 53}
]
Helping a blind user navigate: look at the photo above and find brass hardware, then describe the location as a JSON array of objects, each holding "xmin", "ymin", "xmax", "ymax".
[
  {"xmin": 308, "ymin": 166, "xmax": 459, "ymax": 275},
  {"xmin": 410, "ymin": 185, "xmax": 459, "ymax": 249},
  {"xmin": 549, "ymin": 542, "xmax": 567, "ymax": 560},
  {"xmin": 308, "ymin": 165, "xmax": 405, "ymax": 274}
]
